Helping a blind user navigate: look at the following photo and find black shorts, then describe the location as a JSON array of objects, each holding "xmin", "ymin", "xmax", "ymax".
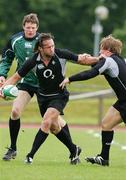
[
  {"xmin": 113, "ymin": 100, "xmax": 126, "ymax": 123},
  {"xmin": 37, "ymin": 91, "xmax": 69, "ymax": 117},
  {"xmin": 17, "ymin": 83, "xmax": 38, "ymax": 98}
]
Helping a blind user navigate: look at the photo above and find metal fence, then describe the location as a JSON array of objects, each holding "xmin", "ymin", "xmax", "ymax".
[
  {"xmin": 70, "ymin": 89, "xmax": 115, "ymax": 124},
  {"xmin": 0, "ymin": 89, "xmax": 115, "ymax": 125}
]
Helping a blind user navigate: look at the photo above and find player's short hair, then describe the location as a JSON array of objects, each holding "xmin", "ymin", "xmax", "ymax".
[
  {"xmin": 34, "ymin": 33, "xmax": 54, "ymax": 52},
  {"xmin": 22, "ymin": 13, "xmax": 39, "ymax": 27},
  {"xmin": 100, "ymin": 35, "xmax": 123, "ymax": 54}
]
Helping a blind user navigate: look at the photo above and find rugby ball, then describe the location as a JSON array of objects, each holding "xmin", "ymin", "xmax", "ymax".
[{"xmin": 2, "ymin": 85, "xmax": 19, "ymax": 100}]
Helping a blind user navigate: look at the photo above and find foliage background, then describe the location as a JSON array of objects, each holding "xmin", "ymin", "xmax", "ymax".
[
  {"xmin": 0, "ymin": 0, "xmax": 125, "ymax": 125},
  {"xmin": 0, "ymin": 0, "xmax": 126, "ymax": 55}
]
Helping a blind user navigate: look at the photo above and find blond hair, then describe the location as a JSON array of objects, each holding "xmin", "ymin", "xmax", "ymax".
[{"xmin": 100, "ymin": 35, "xmax": 123, "ymax": 54}]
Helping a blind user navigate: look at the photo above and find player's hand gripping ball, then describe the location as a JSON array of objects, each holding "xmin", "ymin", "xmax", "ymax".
[{"xmin": 2, "ymin": 85, "xmax": 18, "ymax": 100}]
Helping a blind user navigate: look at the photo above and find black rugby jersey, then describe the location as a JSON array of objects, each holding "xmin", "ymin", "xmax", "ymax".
[
  {"xmin": 18, "ymin": 48, "xmax": 78, "ymax": 95},
  {"xmin": 69, "ymin": 54, "xmax": 126, "ymax": 100}
]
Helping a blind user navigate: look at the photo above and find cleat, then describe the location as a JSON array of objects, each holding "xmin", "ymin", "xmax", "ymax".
[
  {"xmin": 69, "ymin": 146, "xmax": 82, "ymax": 165},
  {"xmin": 2, "ymin": 147, "xmax": 17, "ymax": 161},
  {"xmin": 85, "ymin": 155, "xmax": 109, "ymax": 166},
  {"xmin": 24, "ymin": 155, "xmax": 33, "ymax": 164}
]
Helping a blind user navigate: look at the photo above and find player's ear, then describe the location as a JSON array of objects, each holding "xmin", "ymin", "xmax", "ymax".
[{"xmin": 38, "ymin": 46, "xmax": 42, "ymax": 51}]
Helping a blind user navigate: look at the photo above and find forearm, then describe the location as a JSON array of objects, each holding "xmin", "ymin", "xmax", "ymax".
[
  {"xmin": 60, "ymin": 61, "xmax": 101, "ymax": 89},
  {"xmin": 0, "ymin": 39, "xmax": 15, "ymax": 77},
  {"xmin": 78, "ymin": 55, "xmax": 99, "ymax": 65},
  {"xmin": 0, "ymin": 59, "xmax": 13, "ymax": 78},
  {"xmin": 69, "ymin": 68, "xmax": 99, "ymax": 82},
  {"xmin": 3, "ymin": 72, "xmax": 21, "ymax": 87},
  {"xmin": 55, "ymin": 48, "xmax": 78, "ymax": 62}
]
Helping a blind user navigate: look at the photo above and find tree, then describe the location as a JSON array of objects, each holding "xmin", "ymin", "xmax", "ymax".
[
  {"xmin": 113, "ymin": 22, "xmax": 126, "ymax": 56},
  {"xmin": 0, "ymin": 0, "xmax": 126, "ymax": 55}
]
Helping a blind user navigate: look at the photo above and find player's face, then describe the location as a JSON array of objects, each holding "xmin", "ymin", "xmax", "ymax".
[
  {"xmin": 99, "ymin": 48, "xmax": 111, "ymax": 57},
  {"xmin": 41, "ymin": 39, "xmax": 55, "ymax": 57},
  {"xmin": 23, "ymin": 22, "xmax": 38, "ymax": 38}
]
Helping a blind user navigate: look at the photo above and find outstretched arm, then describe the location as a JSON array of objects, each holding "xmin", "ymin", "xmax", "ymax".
[
  {"xmin": 78, "ymin": 54, "xmax": 99, "ymax": 65},
  {"xmin": 60, "ymin": 68, "xmax": 99, "ymax": 89},
  {"xmin": 55, "ymin": 48, "xmax": 100, "ymax": 65},
  {"xmin": 2, "ymin": 72, "xmax": 21, "ymax": 87}
]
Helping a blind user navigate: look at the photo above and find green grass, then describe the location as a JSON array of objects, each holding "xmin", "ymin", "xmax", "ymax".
[
  {"xmin": 66, "ymin": 62, "xmax": 109, "ymax": 93},
  {"xmin": 0, "ymin": 128, "xmax": 126, "ymax": 180},
  {"xmin": 0, "ymin": 97, "xmax": 116, "ymax": 124},
  {"xmin": 0, "ymin": 61, "xmax": 115, "ymax": 125}
]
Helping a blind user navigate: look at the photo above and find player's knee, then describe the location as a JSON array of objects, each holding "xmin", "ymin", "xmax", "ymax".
[
  {"xmin": 50, "ymin": 125, "xmax": 60, "ymax": 134},
  {"xmin": 58, "ymin": 116, "xmax": 66, "ymax": 127},
  {"xmin": 11, "ymin": 107, "xmax": 20, "ymax": 119},
  {"xmin": 42, "ymin": 119, "xmax": 52, "ymax": 131},
  {"xmin": 50, "ymin": 128, "xmax": 57, "ymax": 134},
  {"xmin": 101, "ymin": 122, "xmax": 111, "ymax": 130}
]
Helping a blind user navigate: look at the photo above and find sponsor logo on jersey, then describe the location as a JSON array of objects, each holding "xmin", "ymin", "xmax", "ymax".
[
  {"xmin": 52, "ymin": 60, "xmax": 55, "ymax": 65},
  {"xmin": 25, "ymin": 42, "xmax": 32, "ymax": 48},
  {"xmin": 43, "ymin": 69, "xmax": 55, "ymax": 79},
  {"xmin": 38, "ymin": 64, "xmax": 44, "ymax": 69}
]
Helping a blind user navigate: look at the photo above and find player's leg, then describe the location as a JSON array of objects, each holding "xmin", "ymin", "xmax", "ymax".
[
  {"xmin": 50, "ymin": 118, "xmax": 81, "ymax": 165},
  {"xmin": 3, "ymin": 90, "xmax": 32, "ymax": 161},
  {"xmin": 50, "ymin": 96, "xmax": 81, "ymax": 164},
  {"xmin": 100, "ymin": 106, "xmax": 122, "ymax": 161},
  {"xmin": 58, "ymin": 116, "xmax": 72, "ymax": 141},
  {"xmin": 25, "ymin": 107, "xmax": 59, "ymax": 164},
  {"xmin": 85, "ymin": 106, "xmax": 122, "ymax": 166}
]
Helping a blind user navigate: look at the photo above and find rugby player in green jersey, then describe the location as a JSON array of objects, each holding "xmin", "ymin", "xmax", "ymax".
[{"xmin": 0, "ymin": 13, "xmax": 78, "ymax": 163}]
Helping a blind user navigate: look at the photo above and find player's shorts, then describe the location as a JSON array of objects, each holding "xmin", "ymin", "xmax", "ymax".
[
  {"xmin": 37, "ymin": 91, "xmax": 69, "ymax": 117},
  {"xmin": 17, "ymin": 83, "xmax": 38, "ymax": 98},
  {"xmin": 113, "ymin": 100, "xmax": 126, "ymax": 123}
]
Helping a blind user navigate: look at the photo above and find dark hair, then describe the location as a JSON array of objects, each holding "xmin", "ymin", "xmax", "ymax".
[
  {"xmin": 22, "ymin": 13, "xmax": 39, "ymax": 27},
  {"xmin": 34, "ymin": 33, "xmax": 54, "ymax": 52}
]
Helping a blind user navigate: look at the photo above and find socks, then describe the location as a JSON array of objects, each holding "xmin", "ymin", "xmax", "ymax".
[
  {"xmin": 9, "ymin": 118, "xmax": 20, "ymax": 151},
  {"xmin": 55, "ymin": 128, "xmax": 76, "ymax": 154},
  {"xmin": 62, "ymin": 124, "xmax": 72, "ymax": 142},
  {"xmin": 28, "ymin": 129, "xmax": 48, "ymax": 158},
  {"xmin": 100, "ymin": 130, "xmax": 114, "ymax": 160}
]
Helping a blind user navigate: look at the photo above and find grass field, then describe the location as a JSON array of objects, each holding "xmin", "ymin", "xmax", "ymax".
[
  {"xmin": 0, "ymin": 61, "xmax": 114, "ymax": 125},
  {"xmin": 1, "ymin": 60, "xmax": 124, "ymax": 180},
  {"xmin": 1, "ymin": 127, "xmax": 126, "ymax": 180},
  {"xmin": 0, "ymin": 97, "xmax": 116, "ymax": 125}
]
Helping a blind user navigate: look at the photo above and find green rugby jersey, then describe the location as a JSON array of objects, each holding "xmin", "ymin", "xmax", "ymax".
[{"xmin": 0, "ymin": 32, "xmax": 39, "ymax": 87}]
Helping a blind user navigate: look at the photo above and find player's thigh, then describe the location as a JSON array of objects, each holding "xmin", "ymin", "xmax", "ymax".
[
  {"xmin": 44, "ymin": 107, "xmax": 60, "ymax": 121},
  {"xmin": 42, "ymin": 108, "xmax": 60, "ymax": 130},
  {"xmin": 101, "ymin": 106, "xmax": 122, "ymax": 130},
  {"xmin": 58, "ymin": 116, "xmax": 66, "ymax": 127},
  {"xmin": 12, "ymin": 90, "xmax": 32, "ymax": 112}
]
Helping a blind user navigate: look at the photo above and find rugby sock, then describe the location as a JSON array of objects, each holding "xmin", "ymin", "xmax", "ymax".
[
  {"xmin": 62, "ymin": 124, "xmax": 72, "ymax": 142},
  {"xmin": 28, "ymin": 129, "xmax": 48, "ymax": 158},
  {"xmin": 55, "ymin": 128, "xmax": 76, "ymax": 154},
  {"xmin": 100, "ymin": 130, "xmax": 114, "ymax": 160},
  {"xmin": 9, "ymin": 118, "xmax": 20, "ymax": 151}
]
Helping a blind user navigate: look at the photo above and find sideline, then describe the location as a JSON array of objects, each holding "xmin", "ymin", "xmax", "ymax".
[
  {"xmin": 87, "ymin": 129, "xmax": 126, "ymax": 151},
  {"xmin": 0, "ymin": 122, "xmax": 126, "ymax": 131}
]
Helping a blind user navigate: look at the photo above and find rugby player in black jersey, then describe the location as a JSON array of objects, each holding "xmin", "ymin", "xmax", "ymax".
[
  {"xmin": 60, "ymin": 35, "xmax": 126, "ymax": 166},
  {"xmin": 0, "ymin": 14, "xmax": 78, "ymax": 163},
  {"xmin": 0, "ymin": 33, "xmax": 98, "ymax": 164}
]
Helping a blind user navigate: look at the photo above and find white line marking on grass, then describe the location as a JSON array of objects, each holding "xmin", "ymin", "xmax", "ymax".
[{"xmin": 87, "ymin": 129, "xmax": 126, "ymax": 151}]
